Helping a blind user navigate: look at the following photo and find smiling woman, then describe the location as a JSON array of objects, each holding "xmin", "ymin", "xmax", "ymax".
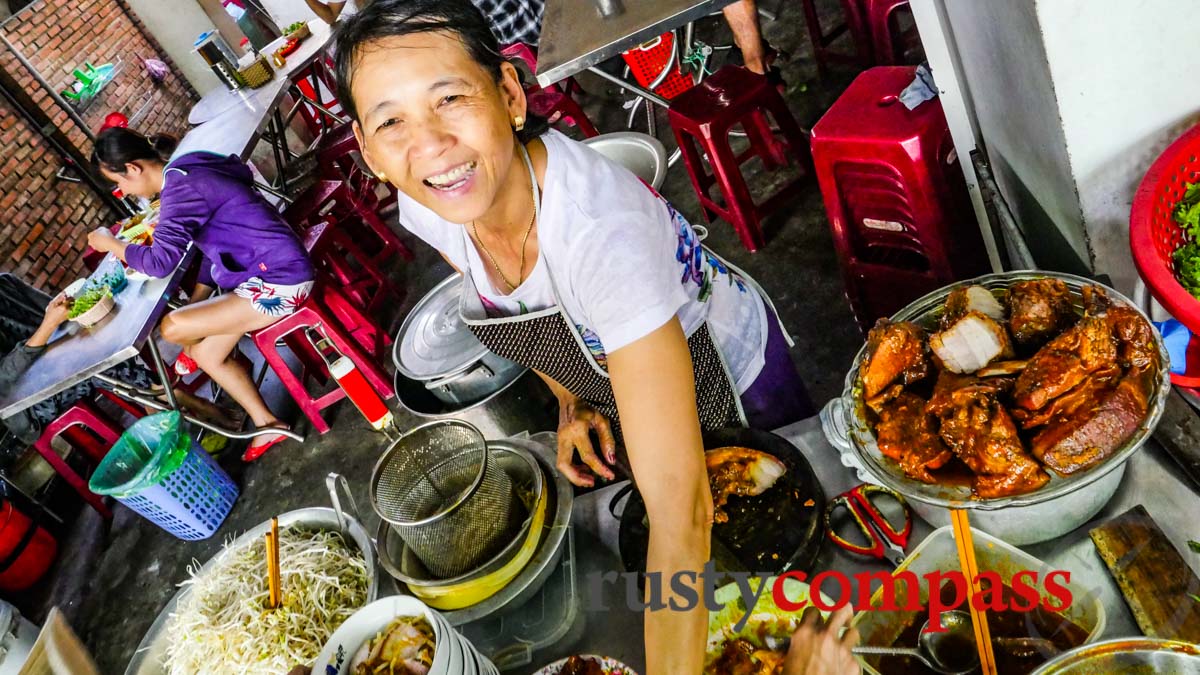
[{"xmin": 332, "ymin": 1, "xmax": 815, "ymax": 671}]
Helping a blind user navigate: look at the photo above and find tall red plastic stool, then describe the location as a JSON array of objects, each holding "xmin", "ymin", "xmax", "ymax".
[
  {"xmin": 502, "ymin": 44, "xmax": 599, "ymax": 138},
  {"xmin": 286, "ymin": 180, "xmax": 405, "ymax": 314},
  {"xmin": 862, "ymin": 0, "xmax": 914, "ymax": 65},
  {"xmin": 810, "ymin": 66, "xmax": 987, "ymax": 332},
  {"xmin": 32, "ymin": 401, "xmax": 126, "ymax": 518},
  {"xmin": 290, "ymin": 60, "xmax": 343, "ymax": 137},
  {"xmin": 801, "ymin": 0, "xmax": 873, "ymax": 76},
  {"xmin": 251, "ymin": 293, "xmax": 394, "ymax": 435},
  {"xmin": 668, "ymin": 66, "xmax": 812, "ymax": 253}
]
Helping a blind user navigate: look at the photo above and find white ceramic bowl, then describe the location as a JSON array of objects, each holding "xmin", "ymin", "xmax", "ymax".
[{"xmin": 314, "ymin": 596, "xmax": 452, "ymax": 675}]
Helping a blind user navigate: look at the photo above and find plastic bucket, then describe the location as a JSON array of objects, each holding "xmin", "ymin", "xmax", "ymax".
[
  {"xmin": 0, "ymin": 598, "xmax": 38, "ymax": 675},
  {"xmin": 89, "ymin": 412, "xmax": 238, "ymax": 540},
  {"xmin": 0, "ymin": 501, "xmax": 56, "ymax": 592}
]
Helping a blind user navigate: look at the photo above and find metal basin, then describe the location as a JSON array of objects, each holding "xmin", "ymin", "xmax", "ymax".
[
  {"xmin": 832, "ymin": 271, "xmax": 1172, "ymax": 545},
  {"xmin": 1030, "ymin": 638, "xmax": 1200, "ymax": 674},
  {"xmin": 582, "ymin": 132, "xmax": 668, "ymax": 190},
  {"xmin": 124, "ymin": 507, "xmax": 379, "ymax": 675}
]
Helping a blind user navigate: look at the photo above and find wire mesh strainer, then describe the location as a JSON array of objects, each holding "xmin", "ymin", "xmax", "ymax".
[{"xmin": 369, "ymin": 420, "xmax": 521, "ymax": 577}]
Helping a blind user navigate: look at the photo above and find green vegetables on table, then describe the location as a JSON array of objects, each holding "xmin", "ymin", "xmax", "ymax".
[
  {"xmin": 68, "ymin": 285, "xmax": 111, "ymax": 319},
  {"xmin": 1172, "ymin": 182, "xmax": 1200, "ymax": 298},
  {"xmin": 285, "ymin": 21, "xmax": 306, "ymax": 34}
]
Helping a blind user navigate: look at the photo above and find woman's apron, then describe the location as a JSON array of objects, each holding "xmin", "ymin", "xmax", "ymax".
[{"xmin": 458, "ymin": 144, "xmax": 744, "ymax": 442}]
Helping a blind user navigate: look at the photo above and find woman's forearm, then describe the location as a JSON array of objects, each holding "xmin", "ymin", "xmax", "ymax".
[
  {"xmin": 303, "ymin": 0, "xmax": 339, "ymax": 24},
  {"xmin": 645, "ymin": 507, "xmax": 711, "ymax": 673}
]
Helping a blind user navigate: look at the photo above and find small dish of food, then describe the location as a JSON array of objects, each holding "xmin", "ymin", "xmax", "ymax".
[
  {"xmin": 315, "ymin": 596, "xmax": 481, "ymax": 675},
  {"xmin": 533, "ymin": 655, "xmax": 638, "ymax": 675},
  {"xmin": 704, "ymin": 576, "xmax": 832, "ymax": 675}
]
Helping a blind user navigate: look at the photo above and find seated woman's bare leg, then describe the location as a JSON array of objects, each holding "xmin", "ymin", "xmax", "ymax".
[{"xmin": 160, "ymin": 295, "xmax": 290, "ymax": 448}]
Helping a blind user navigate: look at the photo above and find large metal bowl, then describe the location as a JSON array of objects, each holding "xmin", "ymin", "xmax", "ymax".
[
  {"xmin": 835, "ymin": 271, "xmax": 1171, "ymax": 544},
  {"xmin": 124, "ymin": 507, "xmax": 380, "ymax": 675},
  {"xmin": 1030, "ymin": 637, "xmax": 1200, "ymax": 674}
]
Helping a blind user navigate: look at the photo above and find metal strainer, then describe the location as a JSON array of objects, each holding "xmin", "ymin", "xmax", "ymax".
[{"xmin": 369, "ymin": 419, "xmax": 521, "ymax": 577}]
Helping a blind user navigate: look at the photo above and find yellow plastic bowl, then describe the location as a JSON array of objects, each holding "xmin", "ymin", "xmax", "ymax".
[{"xmin": 407, "ymin": 482, "xmax": 549, "ymax": 610}]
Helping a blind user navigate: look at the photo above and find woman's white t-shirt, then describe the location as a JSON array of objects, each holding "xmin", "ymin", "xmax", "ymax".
[{"xmin": 394, "ymin": 130, "xmax": 769, "ymax": 393}]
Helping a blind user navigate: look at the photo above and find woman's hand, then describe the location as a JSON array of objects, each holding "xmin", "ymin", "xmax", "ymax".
[
  {"xmin": 556, "ymin": 399, "xmax": 617, "ymax": 487},
  {"xmin": 87, "ymin": 226, "xmax": 120, "ymax": 253},
  {"xmin": 782, "ymin": 606, "xmax": 862, "ymax": 675}
]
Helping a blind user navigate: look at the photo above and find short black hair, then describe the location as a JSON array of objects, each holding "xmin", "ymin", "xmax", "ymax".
[{"xmin": 333, "ymin": 0, "xmax": 548, "ymax": 144}]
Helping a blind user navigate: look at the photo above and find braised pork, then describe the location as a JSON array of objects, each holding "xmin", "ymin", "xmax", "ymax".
[
  {"xmin": 942, "ymin": 286, "xmax": 1006, "ymax": 329},
  {"xmin": 875, "ymin": 392, "xmax": 954, "ymax": 483},
  {"xmin": 1030, "ymin": 369, "xmax": 1153, "ymax": 475},
  {"xmin": 929, "ymin": 312, "xmax": 1015, "ymax": 374},
  {"xmin": 1012, "ymin": 317, "xmax": 1118, "ymax": 412},
  {"xmin": 860, "ymin": 319, "xmax": 930, "ymax": 404},
  {"xmin": 1007, "ymin": 279, "xmax": 1076, "ymax": 347},
  {"xmin": 927, "ymin": 384, "xmax": 1050, "ymax": 498}
]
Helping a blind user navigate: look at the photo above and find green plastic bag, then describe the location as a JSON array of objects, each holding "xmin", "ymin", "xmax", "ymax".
[{"xmin": 89, "ymin": 411, "xmax": 192, "ymax": 498}]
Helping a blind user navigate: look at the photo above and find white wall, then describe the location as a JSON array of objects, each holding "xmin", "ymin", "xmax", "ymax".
[
  {"xmin": 1037, "ymin": 0, "xmax": 1200, "ymax": 296},
  {"xmin": 256, "ymin": 0, "xmax": 322, "ymax": 26},
  {"xmin": 936, "ymin": 0, "xmax": 1092, "ymax": 274},
  {"xmin": 125, "ymin": 0, "xmax": 222, "ymax": 95}
]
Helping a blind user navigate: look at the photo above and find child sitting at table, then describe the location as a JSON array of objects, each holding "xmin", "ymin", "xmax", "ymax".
[
  {"xmin": 0, "ymin": 275, "xmax": 158, "ymax": 464},
  {"xmin": 87, "ymin": 128, "xmax": 315, "ymax": 461}
]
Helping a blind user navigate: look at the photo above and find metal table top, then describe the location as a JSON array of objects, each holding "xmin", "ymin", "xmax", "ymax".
[
  {"xmin": 176, "ymin": 20, "xmax": 336, "ymax": 159},
  {"xmin": 576, "ymin": 413, "xmax": 1200, "ymax": 663},
  {"xmin": 536, "ymin": 0, "xmax": 738, "ymax": 87},
  {"xmin": 0, "ymin": 252, "xmax": 194, "ymax": 420}
]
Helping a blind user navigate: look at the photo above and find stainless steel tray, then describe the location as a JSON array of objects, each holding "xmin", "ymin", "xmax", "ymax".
[{"xmin": 123, "ymin": 507, "xmax": 380, "ymax": 675}]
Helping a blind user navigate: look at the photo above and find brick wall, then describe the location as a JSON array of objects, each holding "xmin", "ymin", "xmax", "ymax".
[{"xmin": 0, "ymin": 0, "xmax": 199, "ymax": 291}]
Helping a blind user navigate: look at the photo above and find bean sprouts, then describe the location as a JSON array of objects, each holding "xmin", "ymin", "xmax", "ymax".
[{"xmin": 164, "ymin": 527, "xmax": 370, "ymax": 674}]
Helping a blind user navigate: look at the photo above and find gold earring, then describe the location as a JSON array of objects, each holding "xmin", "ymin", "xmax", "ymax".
[
  {"xmin": 513, "ymin": 116, "xmax": 525, "ymax": 131},
  {"xmin": 376, "ymin": 172, "xmax": 387, "ymax": 182}
]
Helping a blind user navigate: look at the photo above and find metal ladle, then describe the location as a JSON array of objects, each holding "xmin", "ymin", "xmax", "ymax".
[{"xmin": 853, "ymin": 610, "xmax": 980, "ymax": 675}]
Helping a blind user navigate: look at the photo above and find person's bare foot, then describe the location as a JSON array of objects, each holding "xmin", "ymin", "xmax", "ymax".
[{"xmin": 243, "ymin": 422, "xmax": 292, "ymax": 462}]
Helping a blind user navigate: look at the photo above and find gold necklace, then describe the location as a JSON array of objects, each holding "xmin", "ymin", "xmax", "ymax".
[{"xmin": 472, "ymin": 198, "xmax": 536, "ymax": 292}]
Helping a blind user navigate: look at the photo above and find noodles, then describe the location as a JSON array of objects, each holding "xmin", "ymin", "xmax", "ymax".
[{"xmin": 164, "ymin": 527, "xmax": 369, "ymax": 675}]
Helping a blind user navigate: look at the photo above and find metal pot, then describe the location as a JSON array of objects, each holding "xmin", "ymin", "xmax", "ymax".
[
  {"xmin": 827, "ymin": 271, "xmax": 1172, "ymax": 546},
  {"xmin": 1030, "ymin": 638, "xmax": 1200, "ymax": 674},
  {"xmin": 395, "ymin": 367, "xmax": 557, "ymax": 439},
  {"xmin": 394, "ymin": 273, "xmax": 525, "ymax": 406}
]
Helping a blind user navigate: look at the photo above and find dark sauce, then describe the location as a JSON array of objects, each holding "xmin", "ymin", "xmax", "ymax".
[{"xmin": 869, "ymin": 580, "xmax": 1090, "ymax": 675}]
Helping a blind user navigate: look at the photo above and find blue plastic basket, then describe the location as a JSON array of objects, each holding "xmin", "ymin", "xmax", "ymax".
[
  {"xmin": 89, "ymin": 412, "xmax": 238, "ymax": 541},
  {"xmin": 116, "ymin": 443, "xmax": 239, "ymax": 540}
]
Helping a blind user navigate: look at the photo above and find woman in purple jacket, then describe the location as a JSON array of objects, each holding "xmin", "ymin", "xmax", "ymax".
[{"xmin": 87, "ymin": 128, "xmax": 315, "ymax": 460}]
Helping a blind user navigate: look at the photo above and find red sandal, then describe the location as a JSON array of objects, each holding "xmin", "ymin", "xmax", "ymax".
[{"xmin": 242, "ymin": 425, "xmax": 292, "ymax": 462}]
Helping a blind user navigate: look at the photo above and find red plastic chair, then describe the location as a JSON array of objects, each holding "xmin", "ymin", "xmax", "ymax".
[
  {"xmin": 250, "ymin": 288, "xmax": 394, "ymax": 435},
  {"xmin": 290, "ymin": 60, "xmax": 343, "ymax": 137},
  {"xmin": 502, "ymin": 44, "xmax": 599, "ymax": 138},
  {"xmin": 32, "ymin": 401, "xmax": 127, "ymax": 518},
  {"xmin": 668, "ymin": 66, "xmax": 811, "ymax": 252},
  {"xmin": 810, "ymin": 66, "xmax": 987, "ymax": 331},
  {"xmin": 315, "ymin": 123, "xmax": 407, "ymax": 236}
]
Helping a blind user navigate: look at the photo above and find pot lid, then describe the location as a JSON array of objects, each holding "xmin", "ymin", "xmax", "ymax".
[{"xmin": 395, "ymin": 274, "xmax": 489, "ymax": 380}]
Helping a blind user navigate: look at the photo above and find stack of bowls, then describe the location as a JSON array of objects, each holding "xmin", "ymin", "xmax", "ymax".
[{"xmin": 314, "ymin": 596, "xmax": 498, "ymax": 675}]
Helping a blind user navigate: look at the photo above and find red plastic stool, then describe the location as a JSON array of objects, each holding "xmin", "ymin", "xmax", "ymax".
[
  {"xmin": 251, "ymin": 293, "xmax": 394, "ymax": 435},
  {"xmin": 668, "ymin": 66, "xmax": 812, "ymax": 252},
  {"xmin": 802, "ymin": 0, "xmax": 873, "ymax": 76},
  {"xmin": 862, "ymin": 0, "xmax": 915, "ymax": 65},
  {"xmin": 287, "ymin": 180, "xmax": 405, "ymax": 314},
  {"xmin": 32, "ymin": 401, "xmax": 126, "ymax": 518},
  {"xmin": 314, "ymin": 129, "xmax": 414, "ymax": 264},
  {"xmin": 502, "ymin": 44, "xmax": 599, "ymax": 138},
  {"xmin": 290, "ymin": 60, "xmax": 343, "ymax": 137},
  {"xmin": 810, "ymin": 66, "xmax": 987, "ymax": 332}
]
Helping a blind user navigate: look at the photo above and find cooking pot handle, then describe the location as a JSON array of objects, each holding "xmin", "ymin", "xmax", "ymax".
[
  {"xmin": 326, "ymin": 472, "xmax": 360, "ymax": 535},
  {"xmin": 423, "ymin": 362, "xmax": 495, "ymax": 392},
  {"xmin": 819, "ymin": 398, "xmax": 876, "ymax": 484}
]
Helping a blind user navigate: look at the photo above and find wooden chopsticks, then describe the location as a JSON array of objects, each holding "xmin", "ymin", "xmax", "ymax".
[
  {"xmin": 950, "ymin": 509, "xmax": 998, "ymax": 675},
  {"xmin": 266, "ymin": 516, "xmax": 281, "ymax": 609}
]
